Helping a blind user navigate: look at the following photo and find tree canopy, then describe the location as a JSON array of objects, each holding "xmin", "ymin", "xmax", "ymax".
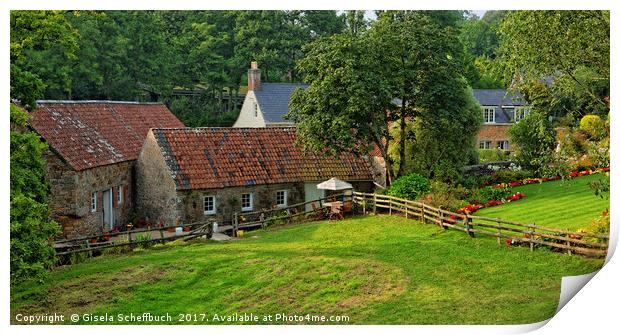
[{"xmin": 289, "ymin": 11, "xmax": 482, "ymax": 184}]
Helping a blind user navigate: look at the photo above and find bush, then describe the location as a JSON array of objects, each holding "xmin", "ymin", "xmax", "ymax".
[
  {"xmin": 418, "ymin": 181, "xmax": 470, "ymax": 211},
  {"xmin": 134, "ymin": 233, "xmax": 153, "ymax": 248},
  {"xmin": 470, "ymin": 187, "xmax": 514, "ymax": 204},
  {"xmin": 579, "ymin": 114, "xmax": 605, "ymax": 140},
  {"xmin": 489, "ymin": 170, "xmax": 534, "ymax": 184},
  {"xmin": 509, "ymin": 110, "xmax": 556, "ymax": 174},
  {"xmin": 10, "ymin": 104, "xmax": 60, "ymax": 284},
  {"xmin": 478, "ymin": 149, "xmax": 511, "ymax": 163},
  {"xmin": 387, "ymin": 173, "xmax": 430, "ymax": 200}
]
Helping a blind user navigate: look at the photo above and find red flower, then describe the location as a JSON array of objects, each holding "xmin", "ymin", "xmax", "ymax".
[
  {"xmin": 569, "ymin": 171, "xmax": 579, "ymax": 177},
  {"xmin": 579, "ymin": 170, "xmax": 591, "ymax": 176},
  {"xmin": 505, "ymin": 239, "xmax": 512, "ymax": 247},
  {"xmin": 510, "ymin": 181, "xmax": 523, "ymax": 187},
  {"xmin": 601, "ymin": 167, "xmax": 610, "ymax": 172}
]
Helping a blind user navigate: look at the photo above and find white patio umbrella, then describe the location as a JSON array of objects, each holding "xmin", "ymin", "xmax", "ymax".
[{"xmin": 316, "ymin": 177, "xmax": 353, "ymax": 191}]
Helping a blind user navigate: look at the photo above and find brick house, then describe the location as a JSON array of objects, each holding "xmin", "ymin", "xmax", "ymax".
[
  {"xmin": 473, "ymin": 89, "xmax": 529, "ymax": 151},
  {"xmin": 136, "ymin": 127, "xmax": 374, "ymax": 225},
  {"xmin": 29, "ymin": 101, "xmax": 185, "ymax": 238}
]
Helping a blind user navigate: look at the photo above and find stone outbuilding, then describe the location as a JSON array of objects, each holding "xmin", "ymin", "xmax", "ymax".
[
  {"xmin": 136, "ymin": 127, "xmax": 374, "ymax": 226},
  {"xmin": 29, "ymin": 100, "xmax": 185, "ymax": 238}
]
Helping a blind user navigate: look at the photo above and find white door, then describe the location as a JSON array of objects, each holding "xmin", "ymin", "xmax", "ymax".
[
  {"xmin": 102, "ymin": 189, "xmax": 114, "ymax": 230},
  {"xmin": 304, "ymin": 183, "xmax": 325, "ymax": 212}
]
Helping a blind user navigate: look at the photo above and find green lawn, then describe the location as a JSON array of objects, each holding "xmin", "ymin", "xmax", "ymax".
[
  {"xmin": 11, "ymin": 215, "xmax": 602, "ymax": 325},
  {"xmin": 476, "ymin": 174, "xmax": 609, "ymax": 231}
]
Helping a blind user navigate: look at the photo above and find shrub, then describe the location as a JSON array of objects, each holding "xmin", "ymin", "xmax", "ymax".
[
  {"xmin": 582, "ymin": 209, "xmax": 609, "ymax": 243},
  {"xmin": 418, "ymin": 181, "xmax": 470, "ymax": 211},
  {"xmin": 134, "ymin": 233, "xmax": 153, "ymax": 248},
  {"xmin": 478, "ymin": 149, "xmax": 510, "ymax": 163},
  {"xmin": 470, "ymin": 186, "xmax": 514, "ymax": 204},
  {"xmin": 10, "ymin": 105, "xmax": 60, "ymax": 284},
  {"xmin": 387, "ymin": 173, "xmax": 430, "ymax": 200},
  {"xmin": 509, "ymin": 110, "xmax": 556, "ymax": 174},
  {"xmin": 579, "ymin": 114, "xmax": 605, "ymax": 140},
  {"xmin": 490, "ymin": 170, "xmax": 534, "ymax": 184}
]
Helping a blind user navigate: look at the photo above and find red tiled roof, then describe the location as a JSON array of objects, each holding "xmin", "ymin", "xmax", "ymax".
[
  {"xmin": 152, "ymin": 127, "xmax": 373, "ymax": 190},
  {"xmin": 30, "ymin": 101, "xmax": 185, "ymax": 171}
]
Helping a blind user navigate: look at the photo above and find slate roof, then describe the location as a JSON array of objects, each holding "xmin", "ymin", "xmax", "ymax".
[
  {"xmin": 30, "ymin": 101, "xmax": 185, "ymax": 171},
  {"xmin": 473, "ymin": 89, "xmax": 527, "ymax": 107},
  {"xmin": 151, "ymin": 127, "xmax": 373, "ymax": 190},
  {"xmin": 254, "ymin": 83, "xmax": 308, "ymax": 123}
]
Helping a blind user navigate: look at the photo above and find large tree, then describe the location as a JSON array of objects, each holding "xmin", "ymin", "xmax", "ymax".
[
  {"xmin": 289, "ymin": 11, "xmax": 482, "ymax": 184},
  {"xmin": 499, "ymin": 11, "xmax": 609, "ymax": 117}
]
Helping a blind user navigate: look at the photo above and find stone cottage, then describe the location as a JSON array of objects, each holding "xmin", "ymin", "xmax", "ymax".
[
  {"xmin": 473, "ymin": 89, "xmax": 529, "ymax": 151},
  {"xmin": 136, "ymin": 127, "xmax": 374, "ymax": 225},
  {"xmin": 29, "ymin": 100, "xmax": 185, "ymax": 238}
]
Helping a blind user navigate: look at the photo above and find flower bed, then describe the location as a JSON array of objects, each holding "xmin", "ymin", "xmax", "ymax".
[{"xmin": 454, "ymin": 167, "xmax": 609, "ymax": 216}]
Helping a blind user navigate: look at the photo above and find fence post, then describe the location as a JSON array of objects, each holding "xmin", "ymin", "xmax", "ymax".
[
  {"xmin": 405, "ymin": 200, "xmax": 408, "ymax": 219},
  {"xmin": 421, "ymin": 204, "xmax": 426, "ymax": 224},
  {"xmin": 233, "ymin": 213, "xmax": 238, "ymax": 237},
  {"xmin": 362, "ymin": 193, "xmax": 366, "ymax": 215},
  {"xmin": 373, "ymin": 194, "xmax": 377, "ymax": 215},
  {"xmin": 497, "ymin": 220, "xmax": 502, "ymax": 246},
  {"xmin": 529, "ymin": 224, "xmax": 535, "ymax": 251},
  {"xmin": 127, "ymin": 230, "xmax": 133, "ymax": 250},
  {"xmin": 566, "ymin": 235, "xmax": 572, "ymax": 255},
  {"xmin": 438, "ymin": 209, "xmax": 442, "ymax": 227},
  {"xmin": 465, "ymin": 215, "xmax": 474, "ymax": 237},
  {"xmin": 260, "ymin": 212, "xmax": 266, "ymax": 229},
  {"xmin": 160, "ymin": 227, "xmax": 165, "ymax": 244},
  {"xmin": 389, "ymin": 197, "xmax": 392, "ymax": 215}
]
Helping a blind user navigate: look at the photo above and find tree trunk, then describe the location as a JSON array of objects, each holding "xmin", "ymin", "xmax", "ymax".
[{"xmin": 396, "ymin": 98, "xmax": 407, "ymax": 177}]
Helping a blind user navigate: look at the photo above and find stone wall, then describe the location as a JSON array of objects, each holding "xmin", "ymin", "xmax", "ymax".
[
  {"xmin": 177, "ymin": 182, "xmax": 305, "ymax": 224},
  {"xmin": 135, "ymin": 131, "xmax": 180, "ymax": 226},
  {"xmin": 477, "ymin": 124, "xmax": 512, "ymax": 149},
  {"xmin": 45, "ymin": 149, "xmax": 134, "ymax": 238}
]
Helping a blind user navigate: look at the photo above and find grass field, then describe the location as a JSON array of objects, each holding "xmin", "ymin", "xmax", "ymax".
[
  {"xmin": 476, "ymin": 174, "xmax": 609, "ymax": 231},
  {"xmin": 11, "ymin": 215, "xmax": 603, "ymax": 325}
]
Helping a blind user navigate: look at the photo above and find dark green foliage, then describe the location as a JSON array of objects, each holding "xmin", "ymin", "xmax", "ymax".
[
  {"xmin": 10, "ymin": 105, "xmax": 60, "ymax": 283},
  {"xmin": 508, "ymin": 110, "xmax": 557, "ymax": 175},
  {"xmin": 10, "ymin": 10, "xmax": 346, "ymax": 126},
  {"xmin": 472, "ymin": 187, "xmax": 514, "ymax": 204},
  {"xmin": 387, "ymin": 173, "xmax": 430, "ymax": 200},
  {"xmin": 418, "ymin": 180, "xmax": 469, "ymax": 211},
  {"xmin": 499, "ymin": 11, "xmax": 609, "ymax": 117}
]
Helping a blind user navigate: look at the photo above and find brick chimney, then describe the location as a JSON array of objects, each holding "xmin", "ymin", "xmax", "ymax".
[{"xmin": 248, "ymin": 61, "xmax": 261, "ymax": 91}]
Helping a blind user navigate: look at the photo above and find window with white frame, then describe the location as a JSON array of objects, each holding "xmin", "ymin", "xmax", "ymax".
[
  {"xmin": 514, "ymin": 108, "xmax": 530, "ymax": 122},
  {"xmin": 498, "ymin": 140, "xmax": 509, "ymax": 150},
  {"xmin": 479, "ymin": 140, "xmax": 492, "ymax": 149},
  {"xmin": 203, "ymin": 196, "xmax": 216, "ymax": 215},
  {"xmin": 241, "ymin": 193, "xmax": 253, "ymax": 211},
  {"xmin": 117, "ymin": 185, "xmax": 123, "ymax": 205},
  {"xmin": 276, "ymin": 190, "xmax": 287, "ymax": 207},
  {"xmin": 483, "ymin": 107, "xmax": 495, "ymax": 123},
  {"xmin": 91, "ymin": 192, "xmax": 97, "ymax": 212}
]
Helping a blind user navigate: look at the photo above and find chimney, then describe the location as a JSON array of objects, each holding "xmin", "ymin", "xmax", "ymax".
[{"xmin": 248, "ymin": 61, "xmax": 261, "ymax": 91}]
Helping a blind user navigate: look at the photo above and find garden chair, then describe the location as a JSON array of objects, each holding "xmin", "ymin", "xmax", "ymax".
[
  {"xmin": 311, "ymin": 202, "xmax": 326, "ymax": 220},
  {"xmin": 328, "ymin": 205, "xmax": 343, "ymax": 221}
]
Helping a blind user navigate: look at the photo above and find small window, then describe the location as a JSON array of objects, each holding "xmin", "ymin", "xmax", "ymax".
[
  {"xmin": 514, "ymin": 108, "xmax": 530, "ymax": 122},
  {"xmin": 91, "ymin": 192, "xmax": 97, "ymax": 212},
  {"xmin": 117, "ymin": 185, "xmax": 123, "ymax": 205},
  {"xmin": 479, "ymin": 140, "xmax": 491, "ymax": 150},
  {"xmin": 276, "ymin": 190, "xmax": 287, "ymax": 207},
  {"xmin": 498, "ymin": 140, "xmax": 509, "ymax": 150},
  {"xmin": 241, "ymin": 193, "xmax": 253, "ymax": 211},
  {"xmin": 203, "ymin": 196, "xmax": 216, "ymax": 215},
  {"xmin": 254, "ymin": 103, "xmax": 258, "ymax": 117},
  {"xmin": 483, "ymin": 107, "xmax": 495, "ymax": 123}
]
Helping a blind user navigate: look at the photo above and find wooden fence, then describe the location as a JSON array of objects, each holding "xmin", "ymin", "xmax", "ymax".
[
  {"xmin": 353, "ymin": 192, "xmax": 609, "ymax": 257},
  {"xmin": 231, "ymin": 192, "xmax": 354, "ymax": 236},
  {"xmin": 54, "ymin": 221, "xmax": 213, "ymax": 257}
]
